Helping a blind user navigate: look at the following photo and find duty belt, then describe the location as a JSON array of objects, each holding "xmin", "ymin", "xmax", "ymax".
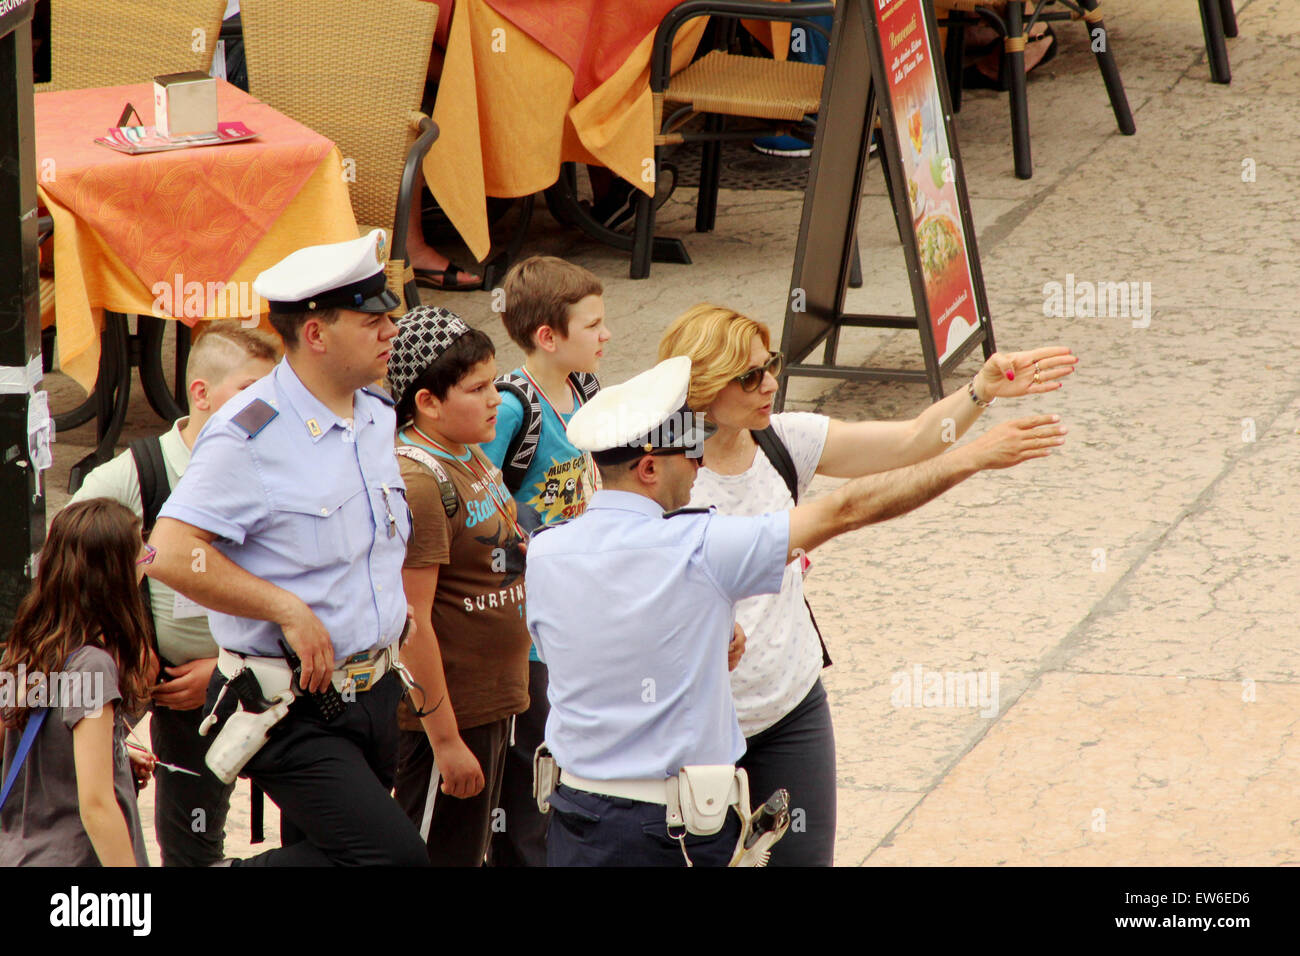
[
  {"xmin": 536, "ymin": 747, "xmax": 788, "ymax": 867},
  {"xmin": 215, "ymin": 643, "xmax": 398, "ymax": 698}
]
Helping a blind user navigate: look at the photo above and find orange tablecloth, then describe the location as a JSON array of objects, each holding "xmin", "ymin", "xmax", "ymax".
[
  {"xmin": 423, "ymin": 0, "xmax": 710, "ymax": 262},
  {"xmin": 36, "ymin": 81, "xmax": 358, "ymax": 390}
]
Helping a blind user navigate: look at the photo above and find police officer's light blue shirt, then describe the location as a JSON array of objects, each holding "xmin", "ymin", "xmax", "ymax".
[
  {"xmin": 526, "ymin": 489, "xmax": 789, "ymax": 779},
  {"xmin": 159, "ymin": 358, "xmax": 411, "ymax": 659}
]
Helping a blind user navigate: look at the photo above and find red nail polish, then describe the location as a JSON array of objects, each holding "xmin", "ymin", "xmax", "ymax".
[{"xmin": 1006, "ymin": 370, "xmax": 1014, "ymax": 381}]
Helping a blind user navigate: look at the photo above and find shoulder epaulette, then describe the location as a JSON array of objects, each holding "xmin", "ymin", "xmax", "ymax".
[
  {"xmin": 530, "ymin": 518, "xmax": 571, "ymax": 536},
  {"xmin": 662, "ymin": 505, "xmax": 714, "ymax": 519},
  {"xmin": 230, "ymin": 399, "xmax": 278, "ymax": 438},
  {"xmin": 361, "ymin": 385, "xmax": 395, "ymax": 406}
]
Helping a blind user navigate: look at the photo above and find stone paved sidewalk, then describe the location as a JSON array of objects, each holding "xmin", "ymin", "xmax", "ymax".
[{"xmin": 44, "ymin": 0, "xmax": 1297, "ymax": 866}]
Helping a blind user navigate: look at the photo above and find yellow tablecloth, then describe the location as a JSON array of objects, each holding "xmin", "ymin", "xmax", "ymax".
[
  {"xmin": 424, "ymin": 0, "xmax": 710, "ymax": 262},
  {"xmin": 42, "ymin": 152, "xmax": 357, "ymax": 390},
  {"xmin": 36, "ymin": 80, "xmax": 361, "ymax": 392}
]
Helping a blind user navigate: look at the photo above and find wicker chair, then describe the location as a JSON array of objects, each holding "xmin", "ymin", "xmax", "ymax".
[
  {"xmin": 630, "ymin": 0, "xmax": 834, "ymax": 279},
  {"xmin": 240, "ymin": 0, "xmax": 441, "ymax": 311},
  {"xmin": 37, "ymin": 0, "xmax": 229, "ymax": 447},
  {"xmin": 936, "ymin": 0, "xmax": 1134, "ymax": 180},
  {"xmin": 36, "ymin": 0, "xmax": 226, "ymax": 92}
]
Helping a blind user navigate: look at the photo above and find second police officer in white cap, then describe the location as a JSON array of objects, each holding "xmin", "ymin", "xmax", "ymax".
[
  {"xmin": 527, "ymin": 356, "xmax": 1068, "ymax": 866},
  {"xmin": 148, "ymin": 230, "xmax": 430, "ymax": 866}
]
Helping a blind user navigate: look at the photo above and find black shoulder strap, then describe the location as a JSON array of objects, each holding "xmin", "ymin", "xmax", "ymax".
[
  {"xmin": 568, "ymin": 371, "xmax": 601, "ymax": 404},
  {"xmin": 751, "ymin": 425, "xmax": 832, "ymax": 668},
  {"xmin": 494, "ymin": 373, "xmax": 543, "ymax": 495},
  {"xmin": 752, "ymin": 426, "xmax": 799, "ymax": 504},
  {"xmin": 128, "ymin": 435, "xmax": 167, "ymax": 663},
  {"xmin": 129, "ymin": 435, "xmax": 170, "ymax": 534}
]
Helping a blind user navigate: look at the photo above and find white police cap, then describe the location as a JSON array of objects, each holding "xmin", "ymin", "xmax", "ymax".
[
  {"xmin": 566, "ymin": 356, "xmax": 715, "ymax": 463},
  {"xmin": 253, "ymin": 228, "xmax": 400, "ymax": 314}
]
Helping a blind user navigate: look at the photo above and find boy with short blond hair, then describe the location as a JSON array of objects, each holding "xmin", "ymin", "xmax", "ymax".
[
  {"xmin": 488, "ymin": 256, "xmax": 608, "ymax": 521},
  {"xmin": 480, "ymin": 255, "xmax": 611, "ymax": 866},
  {"xmin": 70, "ymin": 320, "xmax": 279, "ymax": 867},
  {"xmin": 498, "ymin": 256, "xmax": 603, "ymax": 355}
]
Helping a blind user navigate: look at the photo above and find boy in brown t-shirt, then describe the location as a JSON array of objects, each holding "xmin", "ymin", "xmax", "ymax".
[{"xmin": 386, "ymin": 306, "xmax": 532, "ymax": 866}]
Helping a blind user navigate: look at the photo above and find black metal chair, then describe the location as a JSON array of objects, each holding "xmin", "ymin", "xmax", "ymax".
[
  {"xmin": 630, "ymin": 0, "xmax": 835, "ymax": 279},
  {"xmin": 937, "ymin": 0, "xmax": 1135, "ymax": 180},
  {"xmin": 1199, "ymin": 0, "xmax": 1237, "ymax": 84}
]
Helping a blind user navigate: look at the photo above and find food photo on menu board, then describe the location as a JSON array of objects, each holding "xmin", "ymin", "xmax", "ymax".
[{"xmin": 877, "ymin": 0, "xmax": 981, "ymax": 364}]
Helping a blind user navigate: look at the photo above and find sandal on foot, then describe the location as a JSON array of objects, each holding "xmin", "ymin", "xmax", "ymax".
[{"xmin": 413, "ymin": 262, "xmax": 482, "ymax": 291}]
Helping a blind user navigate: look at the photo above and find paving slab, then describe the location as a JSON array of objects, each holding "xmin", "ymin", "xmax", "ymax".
[{"xmin": 866, "ymin": 672, "xmax": 1300, "ymax": 866}]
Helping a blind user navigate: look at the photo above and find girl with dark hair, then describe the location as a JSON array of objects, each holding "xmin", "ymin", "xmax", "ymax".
[{"xmin": 0, "ymin": 498, "xmax": 158, "ymax": 866}]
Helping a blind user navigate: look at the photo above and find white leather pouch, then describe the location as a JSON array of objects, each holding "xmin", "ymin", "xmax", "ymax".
[
  {"xmin": 675, "ymin": 765, "xmax": 742, "ymax": 836},
  {"xmin": 533, "ymin": 744, "xmax": 559, "ymax": 813}
]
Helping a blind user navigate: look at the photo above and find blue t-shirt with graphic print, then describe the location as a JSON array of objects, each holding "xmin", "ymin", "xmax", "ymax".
[{"xmin": 482, "ymin": 370, "xmax": 596, "ymax": 661}]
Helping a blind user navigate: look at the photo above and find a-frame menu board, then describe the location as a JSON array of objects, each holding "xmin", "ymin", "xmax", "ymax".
[{"xmin": 778, "ymin": 0, "xmax": 995, "ymax": 407}]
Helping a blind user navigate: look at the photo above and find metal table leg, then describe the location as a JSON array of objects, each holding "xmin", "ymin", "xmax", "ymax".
[
  {"xmin": 68, "ymin": 311, "xmax": 131, "ymax": 493},
  {"xmin": 480, "ymin": 194, "xmax": 537, "ymax": 291},
  {"xmin": 543, "ymin": 162, "xmax": 691, "ymax": 280},
  {"xmin": 138, "ymin": 315, "xmax": 187, "ymax": 422}
]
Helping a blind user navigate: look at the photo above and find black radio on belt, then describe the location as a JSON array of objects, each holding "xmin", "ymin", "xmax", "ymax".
[{"xmin": 278, "ymin": 639, "xmax": 347, "ymax": 721}]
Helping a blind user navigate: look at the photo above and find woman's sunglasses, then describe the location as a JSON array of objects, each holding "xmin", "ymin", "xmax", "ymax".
[
  {"xmin": 732, "ymin": 351, "xmax": 784, "ymax": 392},
  {"xmin": 137, "ymin": 543, "xmax": 157, "ymax": 567}
]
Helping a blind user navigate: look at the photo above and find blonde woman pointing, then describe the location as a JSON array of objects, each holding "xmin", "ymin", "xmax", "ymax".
[{"xmin": 658, "ymin": 304, "xmax": 1075, "ymax": 866}]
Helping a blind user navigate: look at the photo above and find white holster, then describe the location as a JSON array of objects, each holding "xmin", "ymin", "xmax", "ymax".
[
  {"xmin": 198, "ymin": 650, "xmax": 296, "ymax": 785},
  {"xmin": 215, "ymin": 648, "xmax": 295, "ymax": 699}
]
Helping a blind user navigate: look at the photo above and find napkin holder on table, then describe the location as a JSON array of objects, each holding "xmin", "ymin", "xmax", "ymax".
[{"xmin": 153, "ymin": 71, "xmax": 218, "ymax": 138}]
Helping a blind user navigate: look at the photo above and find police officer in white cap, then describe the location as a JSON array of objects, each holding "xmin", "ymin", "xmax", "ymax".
[
  {"xmin": 148, "ymin": 230, "xmax": 430, "ymax": 865},
  {"xmin": 526, "ymin": 356, "xmax": 1068, "ymax": 866}
]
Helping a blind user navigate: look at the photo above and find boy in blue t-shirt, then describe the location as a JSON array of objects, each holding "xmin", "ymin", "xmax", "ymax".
[{"xmin": 481, "ymin": 255, "xmax": 610, "ymax": 867}]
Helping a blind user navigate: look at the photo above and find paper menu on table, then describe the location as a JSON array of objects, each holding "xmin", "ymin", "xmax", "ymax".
[{"xmin": 94, "ymin": 122, "xmax": 258, "ymax": 155}]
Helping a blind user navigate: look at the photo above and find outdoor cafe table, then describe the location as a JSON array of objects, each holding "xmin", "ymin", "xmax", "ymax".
[
  {"xmin": 35, "ymin": 79, "xmax": 358, "ymax": 484},
  {"xmin": 422, "ymin": 0, "xmax": 792, "ymax": 264}
]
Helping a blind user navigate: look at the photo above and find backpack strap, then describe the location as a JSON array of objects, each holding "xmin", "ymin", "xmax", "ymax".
[
  {"xmin": 129, "ymin": 435, "xmax": 170, "ymax": 535},
  {"xmin": 0, "ymin": 710, "xmax": 50, "ymax": 812},
  {"xmin": 568, "ymin": 371, "xmax": 601, "ymax": 404},
  {"xmin": 395, "ymin": 444, "xmax": 459, "ymax": 519},
  {"xmin": 752, "ymin": 427, "xmax": 799, "ymax": 504},
  {"xmin": 129, "ymin": 435, "xmax": 169, "ymax": 662},
  {"xmin": 752, "ymin": 425, "xmax": 832, "ymax": 669},
  {"xmin": 493, "ymin": 373, "xmax": 544, "ymax": 495},
  {"xmin": 494, "ymin": 372, "xmax": 600, "ymax": 495}
]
